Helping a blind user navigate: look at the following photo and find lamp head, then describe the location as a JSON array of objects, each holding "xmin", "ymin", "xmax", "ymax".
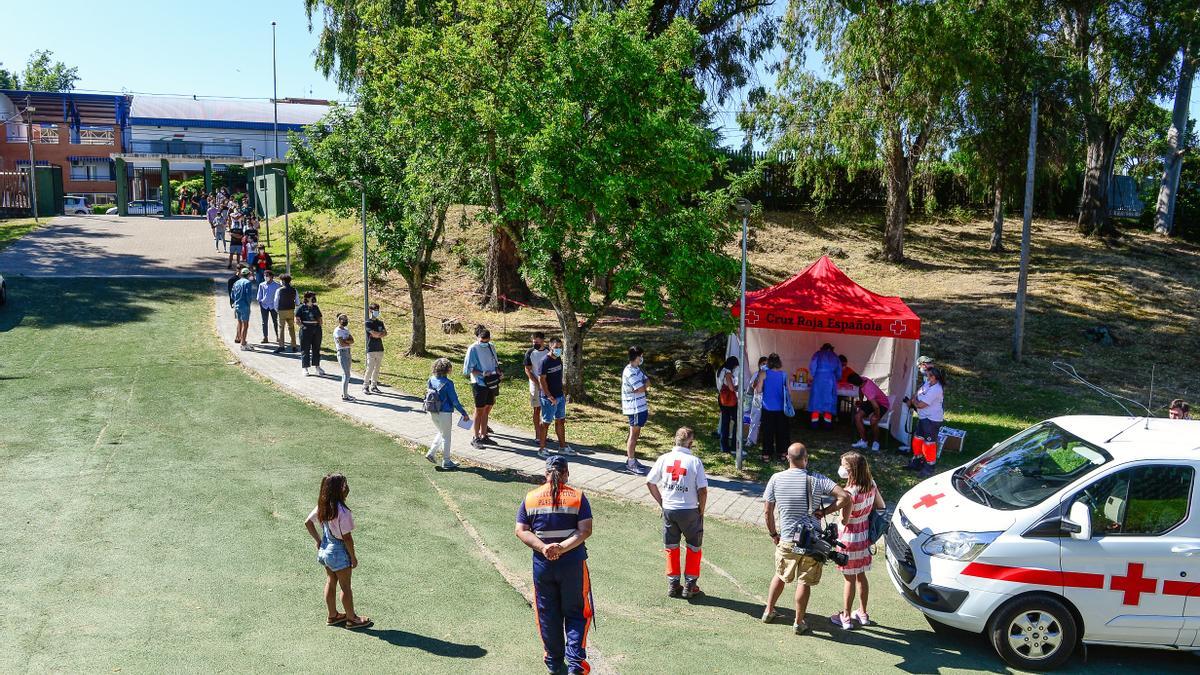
[{"xmin": 732, "ymin": 198, "xmax": 752, "ymax": 217}]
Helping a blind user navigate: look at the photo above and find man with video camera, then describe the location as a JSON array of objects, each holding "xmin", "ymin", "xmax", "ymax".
[{"xmin": 762, "ymin": 443, "xmax": 850, "ymax": 635}]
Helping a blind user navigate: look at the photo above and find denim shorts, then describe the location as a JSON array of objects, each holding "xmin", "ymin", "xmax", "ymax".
[
  {"xmin": 540, "ymin": 395, "xmax": 566, "ymax": 423},
  {"xmin": 317, "ymin": 534, "xmax": 351, "ymax": 572},
  {"xmin": 628, "ymin": 409, "xmax": 648, "ymax": 428},
  {"xmin": 234, "ymin": 302, "xmax": 251, "ymax": 322}
]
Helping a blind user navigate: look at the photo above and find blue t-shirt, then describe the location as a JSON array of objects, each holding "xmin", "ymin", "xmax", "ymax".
[
  {"xmin": 230, "ymin": 278, "xmax": 255, "ymax": 307},
  {"xmin": 517, "ymin": 483, "xmax": 592, "ymax": 565},
  {"xmin": 761, "ymin": 369, "xmax": 788, "ymax": 412}
]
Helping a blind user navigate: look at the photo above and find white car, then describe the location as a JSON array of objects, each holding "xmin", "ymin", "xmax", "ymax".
[
  {"xmin": 886, "ymin": 415, "xmax": 1200, "ymax": 670},
  {"xmin": 105, "ymin": 200, "xmax": 164, "ymax": 216},
  {"xmin": 64, "ymin": 195, "xmax": 89, "ymax": 215}
]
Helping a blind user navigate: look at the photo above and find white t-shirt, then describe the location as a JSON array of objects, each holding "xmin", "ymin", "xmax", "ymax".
[
  {"xmin": 334, "ymin": 326, "xmax": 352, "ymax": 351},
  {"xmin": 307, "ymin": 504, "xmax": 355, "ymax": 540},
  {"xmin": 715, "ymin": 367, "xmax": 738, "ymax": 393},
  {"xmin": 646, "ymin": 446, "xmax": 708, "ymax": 510},
  {"xmin": 621, "ymin": 364, "xmax": 648, "ymax": 415},
  {"xmin": 916, "ymin": 381, "xmax": 944, "ymax": 422}
]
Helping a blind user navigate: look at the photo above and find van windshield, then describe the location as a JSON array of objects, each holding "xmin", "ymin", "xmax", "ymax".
[{"xmin": 953, "ymin": 422, "xmax": 1111, "ymax": 511}]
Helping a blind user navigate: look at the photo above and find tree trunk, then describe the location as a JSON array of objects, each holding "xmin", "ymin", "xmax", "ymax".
[
  {"xmin": 1077, "ymin": 121, "xmax": 1119, "ymax": 237},
  {"xmin": 405, "ymin": 266, "xmax": 427, "ymax": 357},
  {"xmin": 990, "ymin": 178, "xmax": 1005, "ymax": 252},
  {"xmin": 558, "ymin": 304, "xmax": 586, "ymax": 402},
  {"xmin": 882, "ymin": 140, "xmax": 911, "ymax": 262},
  {"xmin": 479, "ymin": 227, "xmax": 530, "ymax": 311},
  {"xmin": 1154, "ymin": 45, "xmax": 1196, "ymax": 236}
]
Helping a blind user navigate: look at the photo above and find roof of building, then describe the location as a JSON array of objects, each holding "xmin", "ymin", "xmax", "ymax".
[
  {"xmin": 129, "ymin": 95, "xmax": 332, "ymax": 131},
  {"xmin": 0, "ymin": 89, "xmax": 129, "ymax": 125}
]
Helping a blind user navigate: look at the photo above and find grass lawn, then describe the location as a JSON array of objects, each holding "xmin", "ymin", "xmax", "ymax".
[
  {"xmin": 1, "ymin": 278, "xmax": 1194, "ymax": 673},
  {"xmin": 257, "ymin": 208, "xmax": 1200, "ymax": 503},
  {"xmin": 1, "ymin": 217, "xmax": 41, "ymax": 251}
]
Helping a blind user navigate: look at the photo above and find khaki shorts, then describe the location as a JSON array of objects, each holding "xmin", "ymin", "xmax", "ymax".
[{"xmin": 775, "ymin": 542, "xmax": 823, "ymax": 585}]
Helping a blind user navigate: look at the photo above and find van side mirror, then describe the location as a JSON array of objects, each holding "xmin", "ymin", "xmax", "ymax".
[{"xmin": 1063, "ymin": 501, "xmax": 1091, "ymax": 540}]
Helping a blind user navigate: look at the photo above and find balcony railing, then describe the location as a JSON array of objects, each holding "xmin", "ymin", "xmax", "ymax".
[
  {"xmin": 128, "ymin": 139, "xmax": 243, "ymax": 156},
  {"xmin": 77, "ymin": 126, "xmax": 115, "ymax": 146}
]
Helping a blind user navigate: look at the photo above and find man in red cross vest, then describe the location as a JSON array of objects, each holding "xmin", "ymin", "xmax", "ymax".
[{"xmin": 646, "ymin": 427, "xmax": 709, "ymax": 598}]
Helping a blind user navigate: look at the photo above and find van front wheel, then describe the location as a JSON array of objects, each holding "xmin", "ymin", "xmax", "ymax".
[{"xmin": 988, "ymin": 596, "xmax": 1077, "ymax": 671}]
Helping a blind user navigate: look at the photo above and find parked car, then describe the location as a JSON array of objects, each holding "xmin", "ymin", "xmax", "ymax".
[
  {"xmin": 64, "ymin": 195, "xmax": 90, "ymax": 215},
  {"xmin": 886, "ymin": 415, "xmax": 1200, "ymax": 670},
  {"xmin": 105, "ymin": 200, "xmax": 164, "ymax": 216}
]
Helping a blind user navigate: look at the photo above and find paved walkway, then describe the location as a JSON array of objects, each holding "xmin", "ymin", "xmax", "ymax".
[{"xmin": 211, "ymin": 287, "xmax": 769, "ymax": 527}]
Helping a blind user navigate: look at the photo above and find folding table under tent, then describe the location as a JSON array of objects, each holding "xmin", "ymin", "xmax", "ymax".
[{"xmin": 729, "ymin": 255, "xmax": 922, "ymax": 446}]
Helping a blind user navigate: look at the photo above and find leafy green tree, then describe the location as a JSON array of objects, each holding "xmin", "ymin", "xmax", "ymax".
[
  {"xmin": 0, "ymin": 64, "xmax": 18, "ymax": 89},
  {"xmin": 1153, "ymin": 8, "xmax": 1200, "ymax": 236},
  {"xmin": 20, "ymin": 50, "xmax": 78, "ymax": 92},
  {"xmin": 745, "ymin": 0, "xmax": 971, "ymax": 262}
]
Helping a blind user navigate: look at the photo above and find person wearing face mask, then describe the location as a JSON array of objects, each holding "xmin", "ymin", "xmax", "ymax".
[
  {"xmin": 537, "ymin": 338, "xmax": 574, "ymax": 457},
  {"xmin": 296, "ymin": 291, "xmax": 326, "ymax": 376},
  {"xmin": 256, "ymin": 269, "xmax": 280, "ymax": 345},
  {"xmin": 463, "ymin": 328, "xmax": 501, "ymax": 448},
  {"xmin": 524, "ymin": 331, "xmax": 549, "ymax": 436},
  {"xmin": 646, "ymin": 427, "xmax": 709, "ymax": 599},
  {"xmin": 620, "ymin": 346, "xmax": 649, "ymax": 475},
  {"xmin": 905, "ymin": 366, "xmax": 945, "ymax": 478},
  {"xmin": 745, "ymin": 356, "xmax": 769, "ymax": 446},
  {"xmin": 831, "ymin": 451, "xmax": 884, "ymax": 630},
  {"xmin": 362, "ymin": 303, "xmax": 387, "ymax": 395},
  {"xmin": 334, "ymin": 313, "xmax": 355, "ymax": 401}
]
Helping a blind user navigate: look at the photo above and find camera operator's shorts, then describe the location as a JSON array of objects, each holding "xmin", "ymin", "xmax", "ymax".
[
  {"xmin": 472, "ymin": 383, "xmax": 496, "ymax": 407},
  {"xmin": 663, "ymin": 508, "xmax": 703, "ymax": 548},
  {"xmin": 775, "ymin": 543, "xmax": 823, "ymax": 585}
]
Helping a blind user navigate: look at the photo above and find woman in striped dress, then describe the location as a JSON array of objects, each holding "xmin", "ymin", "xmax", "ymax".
[{"xmin": 831, "ymin": 451, "xmax": 885, "ymax": 629}]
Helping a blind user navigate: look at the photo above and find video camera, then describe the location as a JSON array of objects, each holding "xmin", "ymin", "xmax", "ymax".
[{"xmin": 791, "ymin": 522, "xmax": 849, "ymax": 567}]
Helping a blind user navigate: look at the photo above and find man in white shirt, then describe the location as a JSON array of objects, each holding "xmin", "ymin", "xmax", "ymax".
[
  {"xmin": 646, "ymin": 427, "xmax": 708, "ymax": 599},
  {"xmin": 621, "ymin": 346, "xmax": 649, "ymax": 475}
]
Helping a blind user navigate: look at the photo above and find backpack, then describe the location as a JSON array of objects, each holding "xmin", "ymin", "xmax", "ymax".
[{"xmin": 423, "ymin": 378, "xmax": 445, "ymax": 413}]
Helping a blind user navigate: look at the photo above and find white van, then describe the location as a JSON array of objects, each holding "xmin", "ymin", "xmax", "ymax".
[{"xmin": 886, "ymin": 415, "xmax": 1200, "ymax": 670}]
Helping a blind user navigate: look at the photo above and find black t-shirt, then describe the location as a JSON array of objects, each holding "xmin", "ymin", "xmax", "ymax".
[
  {"xmin": 365, "ymin": 319, "xmax": 385, "ymax": 353},
  {"xmin": 538, "ymin": 355, "xmax": 564, "ymax": 398},
  {"xmin": 276, "ymin": 285, "xmax": 298, "ymax": 311},
  {"xmin": 229, "ymin": 228, "xmax": 244, "ymax": 245},
  {"xmin": 296, "ymin": 303, "xmax": 322, "ymax": 328}
]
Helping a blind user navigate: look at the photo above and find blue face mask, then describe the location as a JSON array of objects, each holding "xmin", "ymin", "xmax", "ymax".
[{"xmin": 553, "ymin": 348, "xmax": 563, "ymax": 357}]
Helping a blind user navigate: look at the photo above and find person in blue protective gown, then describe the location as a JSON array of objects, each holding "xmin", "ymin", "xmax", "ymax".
[{"xmin": 808, "ymin": 343, "xmax": 842, "ymax": 428}]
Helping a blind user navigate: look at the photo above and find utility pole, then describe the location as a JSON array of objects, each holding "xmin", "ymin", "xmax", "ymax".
[
  {"xmin": 280, "ymin": 167, "xmax": 291, "ymax": 274},
  {"xmin": 1013, "ymin": 92, "xmax": 1038, "ymax": 361},
  {"xmin": 733, "ymin": 198, "xmax": 752, "ymax": 471},
  {"xmin": 271, "ymin": 21, "xmax": 280, "ymax": 160},
  {"xmin": 25, "ymin": 96, "xmax": 39, "ymax": 223}
]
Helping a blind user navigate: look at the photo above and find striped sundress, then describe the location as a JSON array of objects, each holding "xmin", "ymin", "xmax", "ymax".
[{"xmin": 836, "ymin": 482, "xmax": 876, "ymax": 575}]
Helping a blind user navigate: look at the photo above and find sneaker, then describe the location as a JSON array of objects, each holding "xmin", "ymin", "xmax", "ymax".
[
  {"xmin": 667, "ymin": 579, "xmax": 682, "ymax": 598},
  {"xmin": 441, "ymin": 460, "xmax": 460, "ymax": 470},
  {"xmin": 870, "ymin": 441, "xmax": 881, "ymax": 453},
  {"xmin": 793, "ymin": 621, "xmax": 810, "ymax": 635},
  {"xmin": 852, "ymin": 610, "xmax": 873, "ymax": 626},
  {"xmin": 316, "ymin": 367, "xmax": 327, "ymax": 377},
  {"xmin": 897, "ymin": 444, "xmax": 911, "ymax": 454},
  {"xmin": 625, "ymin": 460, "xmax": 647, "ymax": 475},
  {"xmin": 761, "ymin": 608, "xmax": 779, "ymax": 624},
  {"xmin": 850, "ymin": 439, "xmax": 868, "ymax": 450},
  {"xmin": 917, "ymin": 463, "xmax": 937, "ymax": 479},
  {"xmin": 830, "ymin": 612, "xmax": 854, "ymax": 630},
  {"xmin": 272, "ymin": 347, "xmax": 283, "ymax": 354},
  {"xmin": 681, "ymin": 579, "xmax": 702, "ymax": 599},
  {"xmin": 559, "ymin": 446, "xmax": 577, "ymax": 456},
  {"xmin": 538, "ymin": 447, "xmax": 555, "ymax": 458},
  {"xmin": 479, "ymin": 435, "xmax": 495, "ymax": 445},
  {"xmin": 363, "ymin": 388, "xmax": 371, "ymax": 396},
  {"xmin": 471, "ymin": 438, "xmax": 484, "ymax": 449},
  {"xmin": 371, "ymin": 385, "xmax": 382, "ymax": 394},
  {"xmin": 905, "ymin": 456, "xmax": 924, "ymax": 471},
  {"xmin": 424, "ymin": 450, "xmax": 437, "ymax": 463},
  {"xmin": 342, "ymin": 395, "xmax": 355, "ymax": 402},
  {"xmin": 304, "ymin": 367, "xmax": 313, "ymax": 376},
  {"xmin": 260, "ymin": 338, "xmax": 270, "ymax": 344}
]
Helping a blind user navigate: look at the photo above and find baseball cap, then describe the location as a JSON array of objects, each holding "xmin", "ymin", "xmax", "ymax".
[
  {"xmin": 917, "ymin": 355, "xmax": 934, "ymax": 365},
  {"xmin": 545, "ymin": 455, "xmax": 568, "ymax": 472}
]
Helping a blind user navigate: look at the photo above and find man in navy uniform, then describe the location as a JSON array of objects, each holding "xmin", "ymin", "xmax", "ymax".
[{"xmin": 516, "ymin": 456, "xmax": 595, "ymax": 674}]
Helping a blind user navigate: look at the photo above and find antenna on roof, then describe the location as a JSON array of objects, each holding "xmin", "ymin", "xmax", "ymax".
[{"xmin": 1052, "ymin": 361, "xmax": 1153, "ymax": 443}]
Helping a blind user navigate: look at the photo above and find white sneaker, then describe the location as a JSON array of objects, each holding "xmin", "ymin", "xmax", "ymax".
[
  {"xmin": 850, "ymin": 439, "xmax": 868, "ymax": 450},
  {"xmin": 304, "ymin": 367, "xmax": 313, "ymax": 376},
  {"xmin": 424, "ymin": 450, "xmax": 436, "ymax": 463},
  {"xmin": 316, "ymin": 367, "xmax": 327, "ymax": 376},
  {"xmin": 870, "ymin": 441, "xmax": 881, "ymax": 453},
  {"xmin": 560, "ymin": 446, "xmax": 577, "ymax": 456}
]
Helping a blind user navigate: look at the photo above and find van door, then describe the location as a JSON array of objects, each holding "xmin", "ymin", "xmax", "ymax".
[{"xmin": 1059, "ymin": 463, "xmax": 1196, "ymax": 645}]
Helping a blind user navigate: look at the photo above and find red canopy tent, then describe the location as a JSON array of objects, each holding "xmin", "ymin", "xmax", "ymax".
[{"xmin": 729, "ymin": 256, "xmax": 922, "ymax": 443}]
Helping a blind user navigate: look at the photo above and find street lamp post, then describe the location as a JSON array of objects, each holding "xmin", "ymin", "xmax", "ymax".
[
  {"xmin": 24, "ymin": 97, "xmax": 38, "ymax": 223},
  {"xmin": 278, "ymin": 166, "xmax": 291, "ymax": 274},
  {"xmin": 253, "ymin": 153, "xmax": 270, "ymax": 247},
  {"xmin": 271, "ymin": 21, "xmax": 279, "ymax": 160},
  {"xmin": 733, "ymin": 198, "xmax": 752, "ymax": 471}
]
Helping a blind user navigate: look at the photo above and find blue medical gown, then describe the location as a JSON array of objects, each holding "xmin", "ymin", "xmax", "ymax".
[{"xmin": 808, "ymin": 349, "xmax": 842, "ymax": 414}]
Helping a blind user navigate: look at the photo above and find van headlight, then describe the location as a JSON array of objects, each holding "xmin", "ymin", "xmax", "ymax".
[{"xmin": 921, "ymin": 531, "xmax": 1001, "ymax": 561}]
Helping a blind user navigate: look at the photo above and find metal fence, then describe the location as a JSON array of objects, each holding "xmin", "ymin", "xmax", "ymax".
[{"xmin": 0, "ymin": 170, "xmax": 32, "ymax": 217}]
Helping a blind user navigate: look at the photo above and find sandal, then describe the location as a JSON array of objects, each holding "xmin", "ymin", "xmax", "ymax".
[
  {"xmin": 326, "ymin": 613, "xmax": 347, "ymax": 626},
  {"xmin": 345, "ymin": 616, "xmax": 373, "ymax": 630}
]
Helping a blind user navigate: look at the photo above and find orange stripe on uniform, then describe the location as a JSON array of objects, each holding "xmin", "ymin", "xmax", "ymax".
[{"xmin": 581, "ymin": 561, "xmax": 592, "ymax": 649}]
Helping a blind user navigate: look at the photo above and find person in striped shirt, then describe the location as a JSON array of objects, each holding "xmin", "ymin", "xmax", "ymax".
[
  {"xmin": 620, "ymin": 346, "xmax": 649, "ymax": 475},
  {"xmin": 831, "ymin": 451, "xmax": 886, "ymax": 630}
]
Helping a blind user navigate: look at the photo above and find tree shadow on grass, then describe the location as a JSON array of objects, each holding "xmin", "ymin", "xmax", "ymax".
[
  {"xmin": 0, "ymin": 277, "xmax": 207, "ymax": 333},
  {"xmin": 357, "ymin": 627, "xmax": 487, "ymax": 658}
]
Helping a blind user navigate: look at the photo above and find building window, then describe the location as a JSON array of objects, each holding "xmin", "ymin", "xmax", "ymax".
[
  {"xmin": 75, "ymin": 125, "xmax": 115, "ymax": 146},
  {"xmin": 33, "ymin": 124, "xmax": 59, "ymax": 144},
  {"xmin": 70, "ymin": 161, "xmax": 114, "ymax": 181},
  {"xmin": 6, "ymin": 123, "xmax": 27, "ymax": 143}
]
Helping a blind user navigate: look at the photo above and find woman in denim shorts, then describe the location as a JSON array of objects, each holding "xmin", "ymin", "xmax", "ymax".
[{"xmin": 304, "ymin": 473, "xmax": 372, "ymax": 629}]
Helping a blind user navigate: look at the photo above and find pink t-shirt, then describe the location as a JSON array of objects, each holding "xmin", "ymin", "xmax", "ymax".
[
  {"xmin": 307, "ymin": 504, "xmax": 355, "ymax": 540},
  {"xmin": 861, "ymin": 378, "xmax": 890, "ymax": 409}
]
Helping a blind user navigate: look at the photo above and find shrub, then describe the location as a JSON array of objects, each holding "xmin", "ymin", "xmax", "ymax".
[
  {"xmin": 92, "ymin": 203, "xmax": 114, "ymax": 214},
  {"xmin": 288, "ymin": 214, "xmax": 326, "ymax": 266}
]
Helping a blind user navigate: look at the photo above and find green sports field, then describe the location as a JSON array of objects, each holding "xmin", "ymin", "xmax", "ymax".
[{"xmin": 0, "ymin": 279, "xmax": 1193, "ymax": 673}]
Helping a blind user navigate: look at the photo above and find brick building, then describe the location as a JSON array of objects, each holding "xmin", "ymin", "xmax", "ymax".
[{"xmin": 0, "ymin": 90, "xmax": 130, "ymax": 205}]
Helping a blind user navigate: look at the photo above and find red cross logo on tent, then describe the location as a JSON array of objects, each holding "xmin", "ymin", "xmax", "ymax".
[
  {"xmin": 1110, "ymin": 562, "xmax": 1158, "ymax": 605},
  {"xmin": 665, "ymin": 459, "xmax": 688, "ymax": 482},
  {"xmin": 746, "ymin": 310, "xmax": 760, "ymax": 325},
  {"xmin": 913, "ymin": 493, "xmax": 945, "ymax": 509},
  {"xmin": 890, "ymin": 320, "xmax": 908, "ymax": 336}
]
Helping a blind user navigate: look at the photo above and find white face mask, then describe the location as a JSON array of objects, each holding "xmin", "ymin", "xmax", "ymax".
[
  {"xmin": 837, "ymin": 465, "xmax": 849, "ymax": 480},
  {"xmin": 370, "ymin": 310, "xmax": 380, "ymax": 319},
  {"xmin": 636, "ymin": 356, "xmax": 644, "ymax": 366}
]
